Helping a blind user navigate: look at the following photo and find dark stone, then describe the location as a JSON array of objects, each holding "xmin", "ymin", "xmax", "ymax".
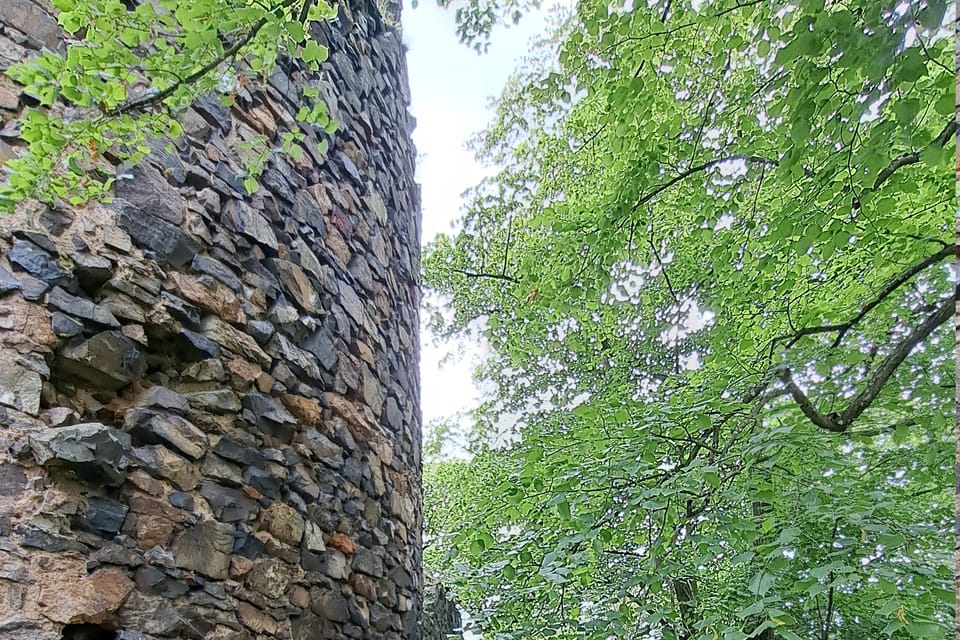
[
  {"xmin": 311, "ymin": 591, "xmax": 350, "ymax": 623},
  {"xmin": 184, "ymin": 389, "xmax": 241, "ymax": 413},
  {"xmin": 124, "ymin": 408, "xmax": 208, "ymax": 460},
  {"xmin": 116, "ymin": 205, "xmax": 198, "ymax": 269},
  {"xmin": 161, "ymin": 292, "xmax": 201, "ymax": 329},
  {"xmin": 352, "ymin": 548, "xmax": 384, "ymax": 577},
  {"xmin": 57, "ymin": 331, "xmax": 145, "ymax": 390},
  {"xmin": 241, "ymin": 466, "xmax": 281, "ymax": 499},
  {"xmin": 0, "ymin": 463, "xmax": 27, "ymax": 496},
  {"xmin": 47, "ymin": 287, "xmax": 120, "ymax": 327},
  {"xmin": 29, "ymin": 423, "xmax": 131, "ymax": 487},
  {"xmin": 303, "ymin": 327, "xmax": 338, "ymax": 371},
  {"xmin": 8, "ymin": 240, "xmax": 73, "ymax": 288},
  {"xmin": 18, "ymin": 526, "xmax": 90, "ymax": 553},
  {"xmin": 384, "ymin": 396, "xmax": 402, "ymax": 431},
  {"xmin": 233, "ymin": 525, "xmax": 265, "ymax": 559},
  {"xmin": 190, "ymin": 255, "xmax": 242, "ymax": 291},
  {"xmin": 17, "ymin": 273, "xmax": 48, "ymax": 300},
  {"xmin": 212, "ymin": 436, "xmax": 267, "ymax": 468},
  {"xmin": 38, "ymin": 207, "xmax": 74, "ymax": 236},
  {"xmin": 172, "ymin": 519, "xmax": 234, "ymax": 579},
  {"xmin": 51, "ymin": 311, "xmax": 84, "ymax": 337},
  {"xmin": 242, "ymin": 393, "xmax": 297, "ymax": 442},
  {"xmin": 73, "ymin": 253, "xmax": 113, "ymax": 292},
  {"xmin": 246, "ymin": 319, "xmax": 274, "ymax": 345},
  {"xmin": 0, "ymin": 265, "xmax": 21, "ymax": 294},
  {"xmin": 74, "ymin": 496, "xmax": 129, "ymax": 538},
  {"xmin": 115, "ymin": 164, "xmax": 183, "ymax": 224},
  {"xmin": 135, "ymin": 565, "xmax": 167, "ymax": 595},
  {"xmin": 193, "ymin": 94, "xmax": 231, "ymax": 133},
  {"xmin": 169, "ymin": 492, "xmax": 194, "ymax": 510},
  {"xmin": 12, "ymin": 229, "xmax": 58, "ymax": 253},
  {"xmin": 198, "ymin": 481, "xmax": 259, "ymax": 523},
  {"xmin": 174, "ymin": 329, "xmax": 221, "ymax": 361},
  {"xmin": 139, "ymin": 386, "xmax": 189, "ymax": 414}
]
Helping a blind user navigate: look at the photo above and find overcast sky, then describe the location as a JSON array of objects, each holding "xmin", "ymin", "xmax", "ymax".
[{"xmin": 403, "ymin": 2, "xmax": 548, "ymax": 425}]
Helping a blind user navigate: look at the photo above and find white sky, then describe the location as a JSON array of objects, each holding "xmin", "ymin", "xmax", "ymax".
[{"xmin": 404, "ymin": 2, "xmax": 550, "ymax": 425}]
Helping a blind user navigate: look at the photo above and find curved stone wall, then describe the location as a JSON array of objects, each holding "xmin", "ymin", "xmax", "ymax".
[{"xmin": 0, "ymin": 1, "xmax": 422, "ymax": 638}]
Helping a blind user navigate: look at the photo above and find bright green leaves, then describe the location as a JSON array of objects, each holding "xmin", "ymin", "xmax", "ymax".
[
  {"xmin": 2, "ymin": 0, "xmax": 340, "ymax": 212},
  {"xmin": 423, "ymin": 0, "xmax": 954, "ymax": 636},
  {"xmin": 301, "ymin": 40, "xmax": 329, "ymax": 68}
]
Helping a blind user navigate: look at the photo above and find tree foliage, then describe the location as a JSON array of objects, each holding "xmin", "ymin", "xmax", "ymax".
[
  {"xmin": 423, "ymin": 0, "xmax": 955, "ymax": 638},
  {"xmin": 1, "ymin": 0, "xmax": 339, "ymax": 211}
]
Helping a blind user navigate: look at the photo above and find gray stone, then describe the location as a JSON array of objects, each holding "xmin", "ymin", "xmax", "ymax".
[
  {"xmin": 0, "ymin": 462, "xmax": 27, "ymax": 496},
  {"xmin": 190, "ymin": 254, "xmax": 242, "ymax": 291},
  {"xmin": 116, "ymin": 204, "xmax": 198, "ymax": 268},
  {"xmin": 174, "ymin": 329, "xmax": 221, "ymax": 361},
  {"xmin": 51, "ymin": 311, "xmax": 83, "ymax": 337},
  {"xmin": 224, "ymin": 199, "xmax": 278, "ymax": 250},
  {"xmin": 275, "ymin": 334, "xmax": 324, "ymax": 382},
  {"xmin": 241, "ymin": 466, "xmax": 281, "ymax": 498},
  {"xmin": 199, "ymin": 481, "xmax": 259, "ymax": 522},
  {"xmin": 212, "ymin": 436, "xmax": 267, "ymax": 468},
  {"xmin": 246, "ymin": 319, "xmax": 275, "ymax": 344},
  {"xmin": 352, "ymin": 548, "xmax": 384, "ymax": 577},
  {"xmin": 57, "ymin": 331, "xmax": 144, "ymax": 390},
  {"xmin": 29, "ymin": 423, "xmax": 131, "ymax": 486},
  {"xmin": 301, "ymin": 429, "xmax": 343, "ymax": 468},
  {"xmin": 47, "ymin": 286, "xmax": 120, "ymax": 327},
  {"xmin": 124, "ymin": 408, "xmax": 208, "ymax": 460},
  {"xmin": 139, "ymin": 386, "xmax": 189, "ymax": 414},
  {"xmin": 115, "ymin": 163, "xmax": 183, "ymax": 224},
  {"xmin": 242, "ymin": 392, "xmax": 297, "ymax": 442},
  {"xmin": 131, "ymin": 444, "xmax": 200, "ymax": 490},
  {"xmin": 169, "ymin": 491, "xmax": 194, "ymax": 510},
  {"xmin": 72, "ymin": 252, "xmax": 113, "ymax": 291},
  {"xmin": 1, "ymin": 0, "xmax": 63, "ymax": 51},
  {"xmin": 303, "ymin": 520, "xmax": 326, "ymax": 553},
  {"xmin": 0, "ymin": 360, "xmax": 42, "ymax": 415},
  {"xmin": 311, "ymin": 589, "xmax": 350, "ymax": 622},
  {"xmin": 201, "ymin": 454, "xmax": 243, "ymax": 486},
  {"xmin": 74, "ymin": 496, "xmax": 129, "ymax": 538},
  {"xmin": 303, "ymin": 326, "xmax": 338, "ymax": 370},
  {"xmin": 7, "ymin": 240, "xmax": 73, "ymax": 288},
  {"xmin": 172, "ymin": 519, "xmax": 234, "ymax": 579},
  {"xmin": 0, "ymin": 265, "xmax": 22, "ymax": 294},
  {"xmin": 160, "ymin": 291, "xmax": 201, "ymax": 329},
  {"xmin": 184, "ymin": 389, "xmax": 241, "ymax": 413}
]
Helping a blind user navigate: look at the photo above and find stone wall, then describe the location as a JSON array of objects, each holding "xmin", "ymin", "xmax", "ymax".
[{"xmin": 0, "ymin": 0, "xmax": 422, "ymax": 638}]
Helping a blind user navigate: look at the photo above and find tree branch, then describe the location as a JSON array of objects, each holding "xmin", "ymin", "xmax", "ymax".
[
  {"xmin": 777, "ymin": 292, "xmax": 955, "ymax": 433},
  {"xmin": 633, "ymin": 155, "xmax": 777, "ymax": 211},
  {"xmin": 452, "ymin": 269, "xmax": 520, "ymax": 284},
  {"xmin": 872, "ymin": 120, "xmax": 956, "ymax": 190},
  {"xmin": 116, "ymin": 0, "xmax": 301, "ymax": 115},
  {"xmin": 777, "ymin": 244, "xmax": 953, "ymax": 349}
]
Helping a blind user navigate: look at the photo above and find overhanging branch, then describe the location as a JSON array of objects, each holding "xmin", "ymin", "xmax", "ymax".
[
  {"xmin": 774, "ymin": 244, "xmax": 953, "ymax": 350},
  {"xmin": 776, "ymin": 291, "xmax": 955, "ymax": 433}
]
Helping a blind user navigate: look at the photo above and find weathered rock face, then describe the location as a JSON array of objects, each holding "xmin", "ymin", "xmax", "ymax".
[{"xmin": 0, "ymin": 0, "xmax": 422, "ymax": 638}]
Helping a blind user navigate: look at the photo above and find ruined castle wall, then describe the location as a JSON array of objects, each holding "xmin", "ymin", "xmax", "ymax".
[{"xmin": 0, "ymin": 0, "xmax": 422, "ymax": 638}]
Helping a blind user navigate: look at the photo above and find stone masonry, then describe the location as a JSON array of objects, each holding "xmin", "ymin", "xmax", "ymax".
[{"xmin": 0, "ymin": 0, "xmax": 422, "ymax": 638}]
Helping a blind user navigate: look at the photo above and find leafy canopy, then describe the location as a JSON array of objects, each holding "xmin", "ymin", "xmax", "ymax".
[
  {"xmin": 423, "ymin": 0, "xmax": 955, "ymax": 638},
  {"xmin": 1, "ymin": 0, "xmax": 339, "ymax": 211}
]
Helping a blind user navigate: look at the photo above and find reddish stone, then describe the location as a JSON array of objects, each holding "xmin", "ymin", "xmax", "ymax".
[
  {"xmin": 327, "ymin": 532, "xmax": 357, "ymax": 555},
  {"xmin": 280, "ymin": 393, "xmax": 322, "ymax": 426}
]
